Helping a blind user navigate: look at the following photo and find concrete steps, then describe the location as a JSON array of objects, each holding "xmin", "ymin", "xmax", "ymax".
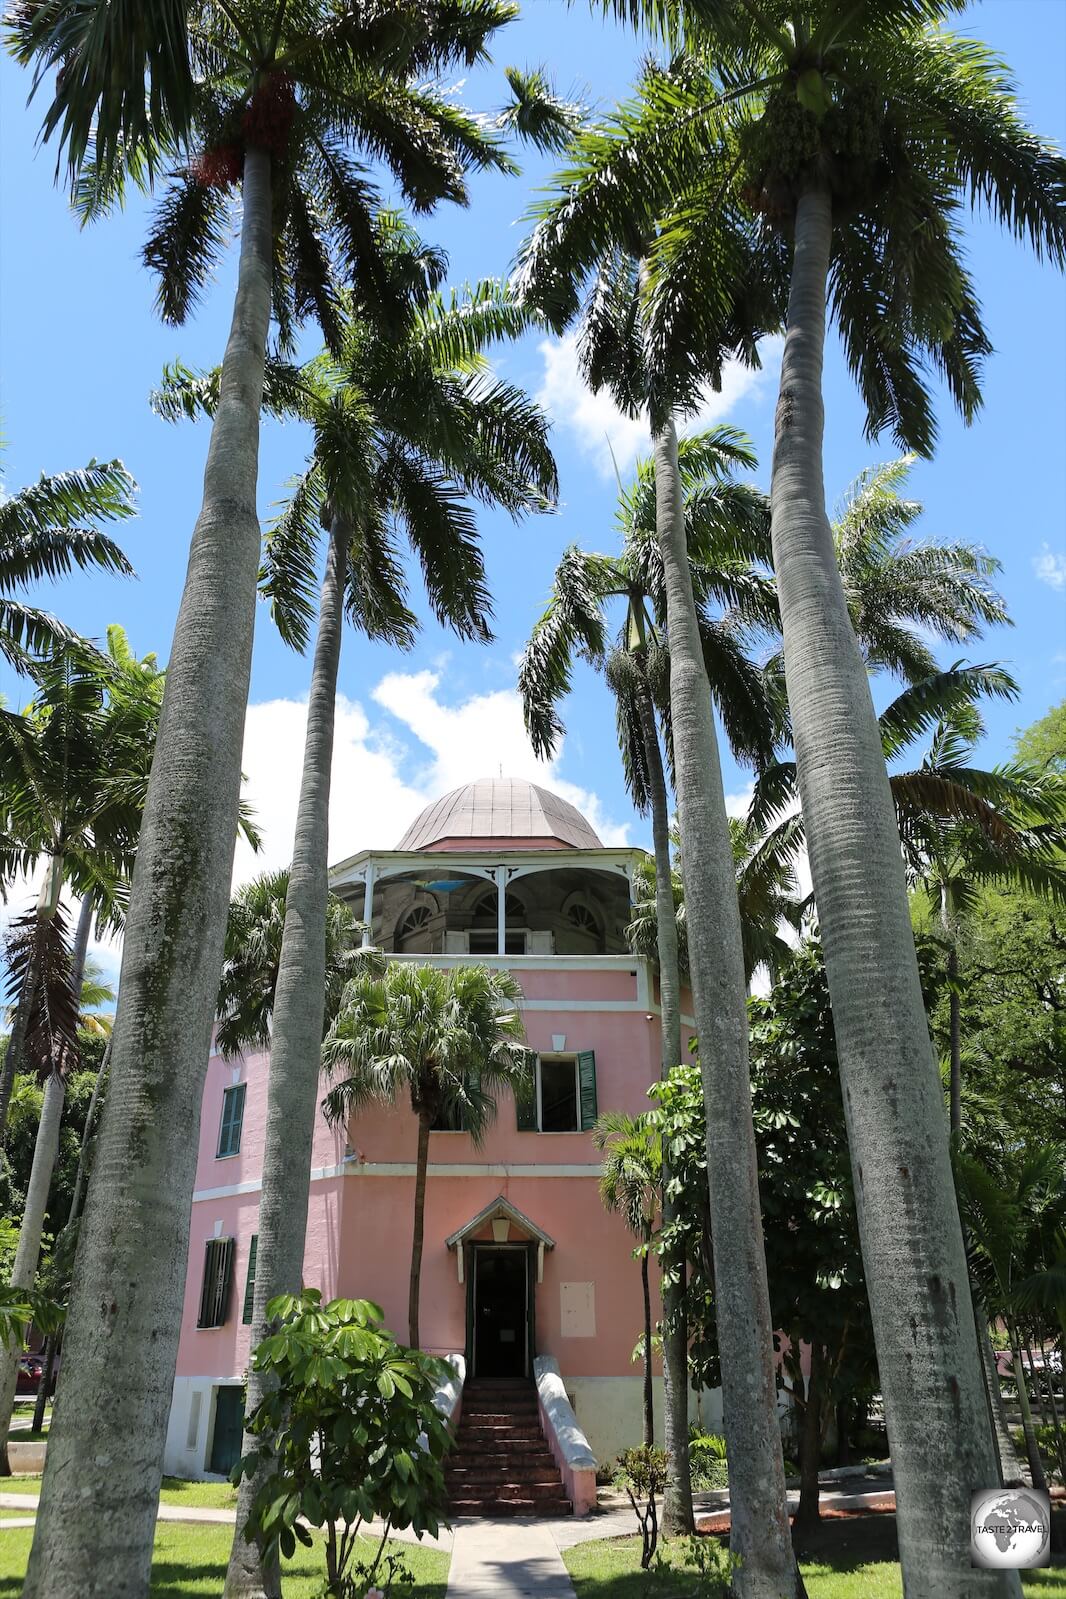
[{"xmin": 446, "ymin": 1379, "xmax": 571, "ymax": 1518}]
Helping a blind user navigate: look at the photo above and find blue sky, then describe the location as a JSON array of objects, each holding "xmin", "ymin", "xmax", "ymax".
[{"xmin": 2, "ymin": 0, "xmax": 1065, "ymax": 947}]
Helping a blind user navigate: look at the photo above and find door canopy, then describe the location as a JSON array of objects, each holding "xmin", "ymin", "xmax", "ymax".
[{"xmin": 445, "ymin": 1196, "xmax": 556, "ymax": 1283}]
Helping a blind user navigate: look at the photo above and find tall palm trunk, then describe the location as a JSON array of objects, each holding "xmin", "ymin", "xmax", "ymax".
[
  {"xmin": 224, "ymin": 519, "xmax": 347, "ymax": 1599},
  {"xmin": 976, "ymin": 1305, "xmax": 1024, "ymax": 1486},
  {"xmin": 652, "ymin": 416, "xmax": 803, "ymax": 1599},
  {"xmin": 634, "ymin": 673, "xmax": 693, "ymax": 1532},
  {"xmin": 0, "ymin": 892, "xmax": 91, "ymax": 1471},
  {"xmin": 410, "ymin": 1108, "xmax": 432, "ymax": 1348},
  {"xmin": 24, "ymin": 146, "xmax": 273, "ymax": 1599},
  {"xmin": 769, "ymin": 184, "xmax": 1014, "ymax": 1596},
  {"xmin": 1010, "ymin": 1329, "xmax": 1046, "ymax": 1492},
  {"xmin": 941, "ymin": 885, "xmax": 963, "ymax": 1136},
  {"xmin": 794, "ymin": 1341, "xmax": 824, "ymax": 1534},
  {"xmin": 640, "ymin": 1232, "xmax": 654, "ymax": 1447}
]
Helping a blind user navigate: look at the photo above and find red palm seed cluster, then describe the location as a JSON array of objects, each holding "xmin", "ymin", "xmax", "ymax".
[
  {"xmin": 241, "ymin": 72, "xmax": 297, "ymax": 156},
  {"xmin": 191, "ymin": 144, "xmax": 243, "ymax": 189}
]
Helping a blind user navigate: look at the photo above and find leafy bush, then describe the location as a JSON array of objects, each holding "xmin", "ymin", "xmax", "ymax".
[
  {"xmin": 688, "ymin": 1430, "xmax": 729, "ymax": 1490},
  {"xmin": 236, "ymin": 1290, "xmax": 451, "ymax": 1597}
]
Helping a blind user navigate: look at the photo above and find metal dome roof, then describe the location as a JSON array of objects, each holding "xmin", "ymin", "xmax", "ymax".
[{"xmin": 395, "ymin": 777, "xmax": 603, "ymax": 851}]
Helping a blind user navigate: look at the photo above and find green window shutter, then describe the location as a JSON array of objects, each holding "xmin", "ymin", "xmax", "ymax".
[
  {"xmin": 197, "ymin": 1237, "xmax": 235, "ymax": 1328},
  {"xmin": 241, "ymin": 1234, "xmax": 258, "ymax": 1325},
  {"xmin": 515, "ymin": 1071, "xmax": 537, "ymax": 1132},
  {"xmin": 217, "ymin": 1083, "xmax": 246, "ymax": 1157},
  {"xmin": 578, "ymin": 1051, "xmax": 598, "ymax": 1130}
]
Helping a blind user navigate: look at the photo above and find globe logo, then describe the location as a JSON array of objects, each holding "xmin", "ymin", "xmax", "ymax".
[{"xmin": 971, "ymin": 1488, "xmax": 1051, "ymax": 1569}]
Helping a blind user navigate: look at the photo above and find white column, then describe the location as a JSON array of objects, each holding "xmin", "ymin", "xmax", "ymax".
[
  {"xmin": 495, "ymin": 864, "xmax": 508, "ymax": 956},
  {"xmin": 361, "ymin": 861, "xmax": 376, "ymax": 948}
]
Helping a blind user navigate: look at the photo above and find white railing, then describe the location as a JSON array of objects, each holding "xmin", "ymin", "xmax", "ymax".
[{"xmin": 534, "ymin": 1355, "xmax": 598, "ymax": 1516}]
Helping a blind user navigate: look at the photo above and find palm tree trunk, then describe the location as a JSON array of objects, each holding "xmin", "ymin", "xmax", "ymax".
[
  {"xmin": 410, "ymin": 1109, "xmax": 432, "ymax": 1349},
  {"xmin": 223, "ymin": 519, "xmax": 347, "ymax": 1599},
  {"xmin": 0, "ymin": 1072, "xmax": 66, "ymax": 1475},
  {"xmin": 1010, "ymin": 1330, "xmax": 1046, "ymax": 1491},
  {"xmin": 31, "ymin": 1333, "xmax": 56, "ymax": 1436},
  {"xmin": 0, "ymin": 887, "xmax": 89, "ymax": 1472},
  {"xmin": 640, "ymin": 1234, "xmax": 654, "ymax": 1448},
  {"xmin": 975, "ymin": 1306, "xmax": 1024, "ymax": 1487},
  {"xmin": 769, "ymin": 184, "xmax": 1012, "ymax": 1596},
  {"xmin": 634, "ymin": 673, "xmax": 693, "ymax": 1533},
  {"xmin": 652, "ymin": 414, "xmax": 802, "ymax": 1599},
  {"xmin": 23, "ymin": 146, "xmax": 273, "ymax": 1599},
  {"xmin": 794, "ymin": 1341, "xmax": 824, "ymax": 1535},
  {"xmin": 64, "ymin": 1033, "xmax": 112, "ymax": 1230},
  {"xmin": 941, "ymin": 885, "xmax": 963, "ymax": 1137}
]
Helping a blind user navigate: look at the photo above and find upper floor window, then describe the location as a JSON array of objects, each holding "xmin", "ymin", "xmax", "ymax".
[
  {"xmin": 470, "ymin": 891, "xmax": 527, "ymax": 955},
  {"xmin": 197, "ymin": 1236, "xmax": 235, "ymax": 1328},
  {"xmin": 516, "ymin": 1052, "xmax": 598, "ymax": 1133},
  {"xmin": 217, "ymin": 1083, "xmax": 246, "ymax": 1158}
]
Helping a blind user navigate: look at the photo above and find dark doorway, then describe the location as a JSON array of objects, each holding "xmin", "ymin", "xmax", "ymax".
[
  {"xmin": 208, "ymin": 1385, "xmax": 245, "ymax": 1475},
  {"xmin": 473, "ymin": 1248, "xmax": 527, "ymax": 1378}
]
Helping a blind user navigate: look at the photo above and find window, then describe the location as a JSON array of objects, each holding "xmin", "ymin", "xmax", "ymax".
[
  {"xmin": 197, "ymin": 1237, "xmax": 235, "ymax": 1328},
  {"xmin": 540, "ymin": 1057, "xmax": 578, "ymax": 1131},
  {"xmin": 566, "ymin": 902, "xmax": 600, "ymax": 936},
  {"xmin": 216, "ymin": 1084, "xmax": 246, "ymax": 1158},
  {"xmin": 470, "ymin": 891, "xmax": 526, "ymax": 954},
  {"xmin": 241, "ymin": 1234, "xmax": 258, "ymax": 1324},
  {"xmin": 397, "ymin": 904, "xmax": 434, "ymax": 952},
  {"xmin": 516, "ymin": 1052, "xmax": 598, "ymax": 1133}
]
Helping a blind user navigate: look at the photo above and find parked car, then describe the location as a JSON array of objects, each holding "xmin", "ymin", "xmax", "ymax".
[{"xmin": 15, "ymin": 1354, "xmax": 43, "ymax": 1394}]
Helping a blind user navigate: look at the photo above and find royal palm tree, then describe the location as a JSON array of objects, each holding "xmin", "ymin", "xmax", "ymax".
[
  {"xmin": 519, "ymin": 437, "xmax": 779, "ymax": 1530},
  {"xmin": 322, "ymin": 963, "xmax": 534, "ymax": 1349},
  {"xmin": 901, "ymin": 716, "xmax": 1066, "ymax": 1137},
  {"xmin": 0, "ymin": 630, "xmax": 162, "ymax": 1463},
  {"xmin": 157, "ymin": 249, "xmax": 555, "ymax": 1596},
  {"xmin": 517, "ymin": 207, "xmax": 802, "ymax": 1592},
  {"xmin": 0, "ymin": 457, "xmax": 136, "ymax": 675},
  {"xmin": 524, "ymin": 11, "xmax": 1066, "ymax": 1577},
  {"xmin": 593, "ymin": 1110, "xmax": 662, "ymax": 1448},
  {"xmin": 7, "ymin": 11, "xmax": 537, "ymax": 1591},
  {"xmin": 956, "ymin": 1145, "xmax": 1066, "ymax": 1492}
]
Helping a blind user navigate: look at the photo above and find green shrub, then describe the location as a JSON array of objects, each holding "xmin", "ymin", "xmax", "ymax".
[{"xmin": 688, "ymin": 1431, "xmax": 729, "ymax": 1490}]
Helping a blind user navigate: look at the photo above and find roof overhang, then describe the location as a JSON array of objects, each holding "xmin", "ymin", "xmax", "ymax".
[{"xmin": 445, "ymin": 1194, "xmax": 556, "ymax": 1253}]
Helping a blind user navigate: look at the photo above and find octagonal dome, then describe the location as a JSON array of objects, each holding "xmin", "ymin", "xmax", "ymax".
[{"xmin": 396, "ymin": 777, "xmax": 603, "ymax": 852}]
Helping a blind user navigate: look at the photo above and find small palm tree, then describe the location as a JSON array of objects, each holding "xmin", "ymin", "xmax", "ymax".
[
  {"xmin": 322, "ymin": 963, "xmax": 533, "ymax": 1349},
  {"xmin": 0, "ymin": 458, "xmax": 136, "ymax": 674},
  {"xmin": 593, "ymin": 1111, "xmax": 662, "ymax": 1448}
]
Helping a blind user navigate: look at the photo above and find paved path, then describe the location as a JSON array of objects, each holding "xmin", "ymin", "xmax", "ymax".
[{"xmin": 446, "ymin": 1519, "xmax": 576, "ymax": 1598}]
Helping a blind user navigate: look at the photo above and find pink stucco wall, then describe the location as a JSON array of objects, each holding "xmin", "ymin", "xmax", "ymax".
[{"xmin": 178, "ymin": 959, "xmax": 665, "ymax": 1382}]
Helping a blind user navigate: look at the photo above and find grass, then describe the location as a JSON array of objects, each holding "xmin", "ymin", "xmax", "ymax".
[
  {"xmin": 0, "ymin": 1524, "xmax": 450, "ymax": 1597},
  {"xmin": 0, "ymin": 1475, "xmax": 237, "ymax": 1509},
  {"xmin": 562, "ymin": 1516, "xmax": 1066, "ymax": 1599}
]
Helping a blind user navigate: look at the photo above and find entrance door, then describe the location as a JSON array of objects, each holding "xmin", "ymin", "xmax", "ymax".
[
  {"xmin": 208, "ymin": 1385, "xmax": 245, "ymax": 1475},
  {"xmin": 473, "ymin": 1247, "xmax": 528, "ymax": 1378}
]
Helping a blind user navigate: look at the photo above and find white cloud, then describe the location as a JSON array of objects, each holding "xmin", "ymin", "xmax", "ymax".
[
  {"xmin": 1033, "ymin": 544, "xmax": 1066, "ymax": 591},
  {"xmin": 231, "ymin": 666, "xmax": 631, "ymax": 891},
  {"xmin": 535, "ymin": 332, "xmax": 783, "ymax": 479}
]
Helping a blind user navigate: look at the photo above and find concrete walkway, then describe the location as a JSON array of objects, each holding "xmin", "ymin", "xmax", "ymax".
[{"xmin": 446, "ymin": 1519, "xmax": 576, "ymax": 1598}]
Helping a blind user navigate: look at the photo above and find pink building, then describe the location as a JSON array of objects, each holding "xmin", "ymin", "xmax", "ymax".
[{"xmin": 165, "ymin": 778, "xmax": 713, "ymax": 1484}]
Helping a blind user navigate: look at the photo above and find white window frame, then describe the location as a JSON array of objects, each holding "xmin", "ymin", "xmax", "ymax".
[{"xmin": 536, "ymin": 1053, "xmax": 581, "ymax": 1134}]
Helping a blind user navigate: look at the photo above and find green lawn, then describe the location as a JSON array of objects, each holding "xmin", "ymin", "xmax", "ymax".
[
  {"xmin": 0, "ymin": 1474, "xmax": 237, "ymax": 1509},
  {"xmin": 0, "ymin": 1525, "xmax": 450, "ymax": 1597},
  {"xmin": 563, "ymin": 1523, "xmax": 1066, "ymax": 1599}
]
